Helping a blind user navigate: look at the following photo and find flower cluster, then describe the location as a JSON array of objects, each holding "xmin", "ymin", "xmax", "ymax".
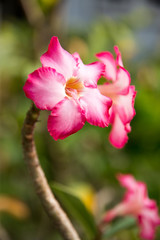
[
  {"xmin": 23, "ymin": 36, "xmax": 136, "ymax": 148},
  {"xmin": 103, "ymin": 174, "xmax": 160, "ymax": 240},
  {"xmin": 96, "ymin": 47, "xmax": 136, "ymax": 148}
]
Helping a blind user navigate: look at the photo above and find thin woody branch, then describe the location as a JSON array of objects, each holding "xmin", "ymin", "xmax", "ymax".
[{"xmin": 22, "ymin": 103, "xmax": 81, "ymax": 240}]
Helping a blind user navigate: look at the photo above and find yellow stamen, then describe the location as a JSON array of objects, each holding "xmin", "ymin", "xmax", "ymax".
[{"xmin": 65, "ymin": 77, "xmax": 84, "ymax": 98}]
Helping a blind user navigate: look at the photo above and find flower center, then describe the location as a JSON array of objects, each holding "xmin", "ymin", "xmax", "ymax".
[{"xmin": 65, "ymin": 77, "xmax": 84, "ymax": 98}]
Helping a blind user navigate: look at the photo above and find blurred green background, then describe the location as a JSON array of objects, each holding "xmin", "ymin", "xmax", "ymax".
[{"xmin": 0, "ymin": 0, "xmax": 160, "ymax": 239}]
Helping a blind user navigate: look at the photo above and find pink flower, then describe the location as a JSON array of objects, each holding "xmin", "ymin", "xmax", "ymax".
[
  {"xmin": 96, "ymin": 46, "xmax": 136, "ymax": 148},
  {"xmin": 23, "ymin": 36, "xmax": 112, "ymax": 140},
  {"xmin": 103, "ymin": 174, "xmax": 160, "ymax": 240}
]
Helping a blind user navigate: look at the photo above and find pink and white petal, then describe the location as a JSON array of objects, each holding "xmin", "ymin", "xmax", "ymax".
[
  {"xmin": 103, "ymin": 209, "xmax": 117, "ymax": 222},
  {"xmin": 72, "ymin": 52, "xmax": 105, "ymax": 87},
  {"xmin": 104, "ymin": 202, "xmax": 131, "ymax": 223},
  {"xmin": 144, "ymin": 199, "xmax": 158, "ymax": 209},
  {"xmin": 138, "ymin": 216, "xmax": 157, "ymax": 240},
  {"xmin": 47, "ymin": 98, "xmax": 85, "ymax": 140},
  {"xmin": 103, "ymin": 203, "xmax": 127, "ymax": 222},
  {"xmin": 115, "ymin": 85, "xmax": 136, "ymax": 124},
  {"xmin": 140, "ymin": 202, "xmax": 160, "ymax": 225},
  {"xmin": 114, "ymin": 46, "xmax": 123, "ymax": 67},
  {"xmin": 80, "ymin": 87, "xmax": 112, "ymax": 127},
  {"xmin": 117, "ymin": 174, "xmax": 138, "ymax": 192},
  {"xmin": 40, "ymin": 36, "xmax": 77, "ymax": 80},
  {"xmin": 109, "ymin": 114, "xmax": 129, "ymax": 148},
  {"xmin": 115, "ymin": 67, "xmax": 131, "ymax": 94},
  {"xmin": 139, "ymin": 205, "xmax": 160, "ymax": 240},
  {"xmin": 97, "ymin": 67, "xmax": 130, "ymax": 96},
  {"xmin": 123, "ymin": 190, "xmax": 135, "ymax": 204},
  {"xmin": 97, "ymin": 84, "xmax": 113, "ymax": 98},
  {"xmin": 136, "ymin": 182, "xmax": 148, "ymax": 199},
  {"xmin": 120, "ymin": 179, "xmax": 147, "ymax": 206},
  {"xmin": 23, "ymin": 67, "xmax": 66, "ymax": 110},
  {"xmin": 96, "ymin": 51, "xmax": 117, "ymax": 81},
  {"xmin": 125, "ymin": 123, "xmax": 131, "ymax": 132}
]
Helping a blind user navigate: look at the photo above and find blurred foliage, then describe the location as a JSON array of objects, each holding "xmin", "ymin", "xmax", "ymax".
[
  {"xmin": 0, "ymin": 1, "xmax": 160, "ymax": 239},
  {"xmin": 102, "ymin": 217, "xmax": 136, "ymax": 239},
  {"xmin": 51, "ymin": 182, "xmax": 97, "ymax": 240},
  {"xmin": 38, "ymin": 0, "xmax": 60, "ymax": 13},
  {"xmin": 0, "ymin": 195, "xmax": 30, "ymax": 219}
]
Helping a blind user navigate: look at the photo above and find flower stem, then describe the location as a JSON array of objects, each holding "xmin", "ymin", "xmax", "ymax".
[{"xmin": 22, "ymin": 103, "xmax": 81, "ymax": 240}]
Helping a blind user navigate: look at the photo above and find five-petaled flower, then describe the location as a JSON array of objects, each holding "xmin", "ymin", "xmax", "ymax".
[
  {"xmin": 23, "ymin": 36, "xmax": 112, "ymax": 140},
  {"xmin": 96, "ymin": 47, "xmax": 136, "ymax": 148},
  {"xmin": 103, "ymin": 174, "xmax": 160, "ymax": 240}
]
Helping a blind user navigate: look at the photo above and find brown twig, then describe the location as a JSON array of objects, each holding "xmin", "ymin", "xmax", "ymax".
[{"xmin": 22, "ymin": 103, "xmax": 81, "ymax": 240}]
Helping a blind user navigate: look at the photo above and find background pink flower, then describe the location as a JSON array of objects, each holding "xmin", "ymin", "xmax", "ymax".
[
  {"xmin": 103, "ymin": 174, "xmax": 160, "ymax": 240},
  {"xmin": 23, "ymin": 36, "xmax": 112, "ymax": 140},
  {"xmin": 96, "ymin": 46, "xmax": 136, "ymax": 148}
]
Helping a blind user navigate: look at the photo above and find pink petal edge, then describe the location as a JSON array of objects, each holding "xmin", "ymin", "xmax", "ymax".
[
  {"xmin": 80, "ymin": 87, "xmax": 112, "ymax": 127},
  {"xmin": 115, "ymin": 85, "xmax": 136, "ymax": 124},
  {"xmin": 47, "ymin": 97, "xmax": 86, "ymax": 140},
  {"xmin": 40, "ymin": 36, "xmax": 77, "ymax": 80},
  {"xmin": 109, "ymin": 114, "xmax": 129, "ymax": 148},
  {"xmin": 23, "ymin": 67, "xmax": 66, "ymax": 110},
  {"xmin": 114, "ymin": 46, "xmax": 123, "ymax": 67},
  {"xmin": 96, "ymin": 51, "xmax": 117, "ymax": 81},
  {"xmin": 73, "ymin": 52, "xmax": 105, "ymax": 88}
]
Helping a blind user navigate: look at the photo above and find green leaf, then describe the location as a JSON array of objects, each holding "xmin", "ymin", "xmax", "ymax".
[
  {"xmin": 102, "ymin": 217, "xmax": 136, "ymax": 239},
  {"xmin": 50, "ymin": 182, "xmax": 97, "ymax": 239}
]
